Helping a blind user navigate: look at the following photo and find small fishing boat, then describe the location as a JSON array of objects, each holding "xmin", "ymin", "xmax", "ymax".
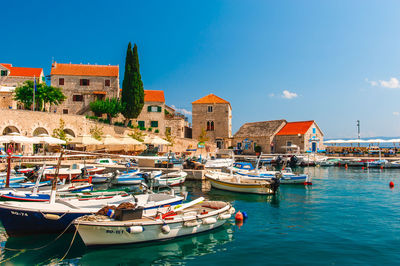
[
  {"xmin": 316, "ymin": 158, "xmax": 342, "ymax": 166},
  {"xmin": 153, "ymin": 171, "xmax": 187, "ymax": 187},
  {"xmin": 366, "ymin": 159, "xmax": 388, "ymax": 168},
  {"xmin": 112, "ymin": 170, "xmax": 162, "ymax": 186},
  {"xmin": 205, "ymin": 158, "xmax": 234, "ymax": 168},
  {"xmin": 90, "ymin": 173, "xmax": 114, "ymax": 184},
  {"xmin": 385, "ymin": 160, "xmax": 400, "ymax": 168},
  {"xmin": 44, "ymin": 164, "xmax": 105, "ymax": 180},
  {"xmin": 74, "ymin": 198, "xmax": 235, "ymax": 247},
  {"xmin": 205, "ymin": 171, "xmax": 280, "ymax": 194},
  {"xmin": 0, "ymin": 191, "xmax": 184, "ymax": 236}
]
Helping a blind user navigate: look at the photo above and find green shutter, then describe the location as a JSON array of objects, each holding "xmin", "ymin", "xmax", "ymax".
[
  {"xmin": 157, "ymin": 106, "xmax": 162, "ymax": 112},
  {"xmin": 147, "ymin": 106, "xmax": 151, "ymax": 112},
  {"xmin": 151, "ymin": 121, "xmax": 158, "ymax": 128},
  {"xmin": 138, "ymin": 121, "xmax": 145, "ymax": 128}
]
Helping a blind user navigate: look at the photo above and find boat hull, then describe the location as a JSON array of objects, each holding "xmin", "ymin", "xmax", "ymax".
[
  {"xmin": 206, "ymin": 175, "xmax": 273, "ymax": 194},
  {"xmin": 77, "ymin": 219, "xmax": 226, "ymax": 246}
]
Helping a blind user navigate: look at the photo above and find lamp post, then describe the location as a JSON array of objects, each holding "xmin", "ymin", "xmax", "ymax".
[{"xmin": 357, "ymin": 120, "xmax": 360, "ymax": 147}]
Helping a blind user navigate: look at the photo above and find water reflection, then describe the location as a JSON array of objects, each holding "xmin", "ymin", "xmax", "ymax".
[{"xmin": 0, "ymin": 222, "xmax": 234, "ymax": 265}]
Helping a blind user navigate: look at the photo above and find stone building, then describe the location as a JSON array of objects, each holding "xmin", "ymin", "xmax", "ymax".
[
  {"xmin": 192, "ymin": 94, "xmax": 232, "ymax": 149},
  {"xmin": 232, "ymin": 120, "xmax": 286, "ymax": 154},
  {"xmin": 50, "ymin": 62, "xmax": 119, "ymax": 115},
  {"xmin": 274, "ymin": 120, "xmax": 324, "ymax": 153},
  {"xmin": 135, "ymin": 90, "xmax": 166, "ymax": 135},
  {"xmin": 164, "ymin": 105, "xmax": 191, "ymax": 138},
  {"xmin": 0, "ymin": 63, "xmax": 44, "ymax": 110}
]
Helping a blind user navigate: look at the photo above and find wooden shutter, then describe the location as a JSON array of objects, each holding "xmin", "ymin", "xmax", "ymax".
[
  {"xmin": 147, "ymin": 106, "xmax": 152, "ymax": 112},
  {"xmin": 157, "ymin": 106, "xmax": 161, "ymax": 112}
]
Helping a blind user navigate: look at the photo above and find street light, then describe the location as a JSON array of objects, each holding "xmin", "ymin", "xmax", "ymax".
[{"xmin": 357, "ymin": 120, "xmax": 360, "ymax": 147}]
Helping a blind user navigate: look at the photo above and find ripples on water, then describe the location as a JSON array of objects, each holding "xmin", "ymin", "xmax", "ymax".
[{"xmin": 1, "ymin": 167, "xmax": 400, "ymax": 265}]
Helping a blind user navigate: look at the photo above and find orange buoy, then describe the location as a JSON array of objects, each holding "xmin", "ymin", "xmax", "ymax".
[
  {"xmin": 390, "ymin": 181, "xmax": 394, "ymax": 188},
  {"xmin": 235, "ymin": 211, "xmax": 244, "ymax": 221},
  {"xmin": 345, "ymin": 164, "xmax": 348, "ymax": 169},
  {"xmin": 380, "ymin": 166, "xmax": 384, "ymax": 170},
  {"xmin": 361, "ymin": 167, "xmax": 364, "ymax": 170}
]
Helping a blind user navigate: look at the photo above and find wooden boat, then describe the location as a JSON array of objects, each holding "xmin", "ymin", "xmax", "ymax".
[
  {"xmin": 205, "ymin": 171, "xmax": 279, "ymax": 194},
  {"xmin": 0, "ymin": 192, "xmax": 184, "ymax": 236},
  {"xmin": 111, "ymin": 170, "xmax": 162, "ymax": 186},
  {"xmin": 90, "ymin": 173, "xmax": 114, "ymax": 184},
  {"xmin": 44, "ymin": 164, "xmax": 105, "ymax": 180},
  {"xmin": 153, "ymin": 171, "xmax": 187, "ymax": 187},
  {"xmin": 74, "ymin": 198, "xmax": 235, "ymax": 247}
]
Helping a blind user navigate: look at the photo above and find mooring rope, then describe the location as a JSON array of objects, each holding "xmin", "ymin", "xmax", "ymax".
[{"xmin": 58, "ymin": 222, "xmax": 79, "ymax": 263}]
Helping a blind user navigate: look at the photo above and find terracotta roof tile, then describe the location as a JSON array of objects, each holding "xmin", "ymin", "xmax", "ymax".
[
  {"xmin": 234, "ymin": 120, "xmax": 287, "ymax": 138},
  {"xmin": 192, "ymin": 94, "xmax": 230, "ymax": 104},
  {"xmin": 51, "ymin": 62, "xmax": 118, "ymax": 77},
  {"xmin": 0, "ymin": 63, "xmax": 43, "ymax": 77},
  {"xmin": 144, "ymin": 90, "xmax": 165, "ymax": 102},
  {"xmin": 276, "ymin": 121, "xmax": 315, "ymax": 136}
]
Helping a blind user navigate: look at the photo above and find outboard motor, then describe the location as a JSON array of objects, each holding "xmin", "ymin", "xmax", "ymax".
[
  {"xmin": 270, "ymin": 172, "xmax": 281, "ymax": 194},
  {"xmin": 289, "ymin": 155, "xmax": 298, "ymax": 169}
]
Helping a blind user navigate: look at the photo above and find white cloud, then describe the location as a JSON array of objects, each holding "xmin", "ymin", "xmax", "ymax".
[
  {"xmin": 379, "ymin": 77, "xmax": 400, "ymax": 89},
  {"xmin": 281, "ymin": 90, "xmax": 298, "ymax": 99},
  {"xmin": 393, "ymin": 111, "xmax": 400, "ymax": 116},
  {"xmin": 365, "ymin": 78, "xmax": 378, "ymax": 86},
  {"xmin": 171, "ymin": 105, "xmax": 192, "ymax": 116},
  {"xmin": 366, "ymin": 77, "xmax": 400, "ymax": 89}
]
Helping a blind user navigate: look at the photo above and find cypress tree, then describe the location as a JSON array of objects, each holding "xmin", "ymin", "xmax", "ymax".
[{"xmin": 121, "ymin": 42, "xmax": 144, "ymax": 125}]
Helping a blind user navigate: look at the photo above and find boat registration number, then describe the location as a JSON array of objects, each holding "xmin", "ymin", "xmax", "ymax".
[
  {"xmin": 106, "ymin": 229, "xmax": 124, "ymax": 234},
  {"xmin": 10, "ymin": 211, "xmax": 28, "ymax": 216}
]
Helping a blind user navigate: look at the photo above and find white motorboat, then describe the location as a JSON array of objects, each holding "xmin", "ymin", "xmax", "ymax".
[
  {"xmin": 205, "ymin": 158, "xmax": 234, "ymax": 168},
  {"xmin": 153, "ymin": 171, "xmax": 187, "ymax": 187},
  {"xmin": 74, "ymin": 198, "xmax": 235, "ymax": 247},
  {"xmin": 205, "ymin": 171, "xmax": 279, "ymax": 194}
]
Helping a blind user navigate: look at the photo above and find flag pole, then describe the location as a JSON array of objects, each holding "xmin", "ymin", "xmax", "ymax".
[{"xmin": 33, "ymin": 75, "xmax": 36, "ymax": 111}]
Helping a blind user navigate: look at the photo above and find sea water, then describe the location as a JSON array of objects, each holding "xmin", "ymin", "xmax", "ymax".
[{"xmin": 1, "ymin": 166, "xmax": 400, "ymax": 265}]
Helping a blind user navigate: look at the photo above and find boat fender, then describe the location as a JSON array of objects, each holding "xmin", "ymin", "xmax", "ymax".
[
  {"xmin": 161, "ymin": 224, "xmax": 170, "ymax": 234},
  {"xmin": 218, "ymin": 213, "xmax": 231, "ymax": 220},
  {"xmin": 202, "ymin": 217, "xmax": 217, "ymax": 225},
  {"xmin": 42, "ymin": 213, "xmax": 61, "ymax": 220},
  {"xmin": 126, "ymin": 226, "xmax": 143, "ymax": 234},
  {"xmin": 228, "ymin": 207, "xmax": 236, "ymax": 214},
  {"xmin": 242, "ymin": 211, "xmax": 248, "ymax": 219},
  {"xmin": 106, "ymin": 209, "xmax": 115, "ymax": 218},
  {"xmin": 183, "ymin": 220, "xmax": 200, "ymax": 227}
]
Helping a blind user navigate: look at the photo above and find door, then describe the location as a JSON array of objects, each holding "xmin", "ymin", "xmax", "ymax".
[{"xmin": 312, "ymin": 142, "xmax": 317, "ymax": 152}]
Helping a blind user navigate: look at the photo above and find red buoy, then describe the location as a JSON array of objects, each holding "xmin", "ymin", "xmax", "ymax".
[
  {"xmin": 235, "ymin": 211, "xmax": 244, "ymax": 221},
  {"xmin": 361, "ymin": 167, "xmax": 364, "ymax": 170},
  {"xmin": 390, "ymin": 181, "xmax": 394, "ymax": 188}
]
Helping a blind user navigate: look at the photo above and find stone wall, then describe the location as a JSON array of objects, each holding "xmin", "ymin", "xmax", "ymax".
[
  {"xmin": 232, "ymin": 136, "xmax": 274, "ymax": 154},
  {"xmin": 0, "ymin": 92, "xmax": 17, "ymax": 109},
  {"xmin": 134, "ymin": 102, "xmax": 165, "ymax": 135},
  {"xmin": 50, "ymin": 74, "xmax": 119, "ymax": 115},
  {"xmin": 192, "ymin": 103, "xmax": 232, "ymax": 148},
  {"xmin": 165, "ymin": 116, "xmax": 186, "ymax": 138}
]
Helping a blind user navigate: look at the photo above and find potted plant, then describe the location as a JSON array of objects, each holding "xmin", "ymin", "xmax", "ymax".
[{"xmin": 254, "ymin": 145, "xmax": 262, "ymax": 156}]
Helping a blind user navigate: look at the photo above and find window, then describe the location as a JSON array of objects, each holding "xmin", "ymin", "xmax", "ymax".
[
  {"xmin": 207, "ymin": 121, "xmax": 214, "ymax": 131},
  {"xmin": 63, "ymin": 109, "xmax": 68, "ymax": 114},
  {"xmin": 151, "ymin": 121, "xmax": 158, "ymax": 128},
  {"xmin": 105, "ymin": 80, "xmax": 110, "ymax": 87},
  {"xmin": 0, "ymin": 70, "xmax": 7, "ymax": 76},
  {"xmin": 59, "ymin": 78, "xmax": 64, "ymax": 85},
  {"xmin": 147, "ymin": 105, "xmax": 162, "ymax": 112},
  {"xmin": 138, "ymin": 121, "xmax": 145, "ymax": 128},
  {"xmin": 165, "ymin": 127, "xmax": 171, "ymax": 135},
  {"xmin": 312, "ymin": 127, "xmax": 316, "ymax": 134},
  {"xmin": 287, "ymin": 141, "xmax": 292, "ymax": 147},
  {"xmin": 208, "ymin": 106, "xmax": 213, "ymax": 112},
  {"xmin": 73, "ymin": 95, "xmax": 83, "ymax": 102},
  {"xmin": 80, "ymin": 79, "xmax": 90, "ymax": 86}
]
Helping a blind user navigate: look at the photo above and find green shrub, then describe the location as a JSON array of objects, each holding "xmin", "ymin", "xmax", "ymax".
[
  {"xmin": 254, "ymin": 145, "xmax": 262, "ymax": 153},
  {"xmin": 148, "ymin": 127, "xmax": 152, "ymax": 132},
  {"xmin": 155, "ymin": 129, "xmax": 159, "ymax": 133}
]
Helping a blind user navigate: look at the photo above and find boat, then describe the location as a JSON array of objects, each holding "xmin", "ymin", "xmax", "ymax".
[
  {"xmin": 385, "ymin": 160, "xmax": 400, "ymax": 168},
  {"xmin": 111, "ymin": 170, "xmax": 162, "ymax": 186},
  {"xmin": 230, "ymin": 162, "xmax": 311, "ymax": 184},
  {"xmin": 367, "ymin": 159, "xmax": 388, "ymax": 168},
  {"xmin": 90, "ymin": 172, "xmax": 114, "ymax": 184},
  {"xmin": 0, "ymin": 191, "xmax": 185, "ymax": 236},
  {"xmin": 153, "ymin": 171, "xmax": 187, "ymax": 187},
  {"xmin": 205, "ymin": 171, "xmax": 280, "ymax": 194},
  {"xmin": 316, "ymin": 158, "xmax": 342, "ymax": 166},
  {"xmin": 205, "ymin": 158, "xmax": 234, "ymax": 168},
  {"xmin": 0, "ymin": 188, "xmax": 129, "ymax": 202},
  {"xmin": 74, "ymin": 198, "xmax": 235, "ymax": 247},
  {"xmin": 95, "ymin": 158, "xmax": 118, "ymax": 166},
  {"xmin": 43, "ymin": 164, "xmax": 105, "ymax": 180}
]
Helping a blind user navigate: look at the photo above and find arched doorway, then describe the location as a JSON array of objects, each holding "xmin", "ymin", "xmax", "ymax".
[
  {"xmin": 2, "ymin": 126, "xmax": 20, "ymax": 135},
  {"xmin": 33, "ymin": 127, "xmax": 49, "ymax": 136},
  {"xmin": 64, "ymin": 129, "xmax": 76, "ymax": 139}
]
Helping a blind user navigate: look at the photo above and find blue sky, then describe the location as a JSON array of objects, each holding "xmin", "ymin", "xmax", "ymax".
[{"xmin": 2, "ymin": 0, "xmax": 400, "ymax": 138}]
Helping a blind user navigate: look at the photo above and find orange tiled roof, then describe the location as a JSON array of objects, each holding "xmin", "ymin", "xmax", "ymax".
[
  {"xmin": 144, "ymin": 90, "xmax": 165, "ymax": 102},
  {"xmin": 276, "ymin": 121, "xmax": 315, "ymax": 136},
  {"xmin": 192, "ymin": 94, "xmax": 230, "ymax": 104},
  {"xmin": 51, "ymin": 62, "xmax": 118, "ymax": 77},
  {"xmin": 0, "ymin": 63, "xmax": 43, "ymax": 77}
]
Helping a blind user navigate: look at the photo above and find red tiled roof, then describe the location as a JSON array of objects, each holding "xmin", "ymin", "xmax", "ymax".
[
  {"xmin": 51, "ymin": 62, "xmax": 118, "ymax": 77},
  {"xmin": 276, "ymin": 121, "xmax": 315, "ymax": 136},
  {"xmin": 144, "ymin": 90, "xmax": 165, "ymax": 102},
  {"xmin": 0, "ymin": 63, "xmax": 43, "ymax": 77},
  {"xmin": 192, "ymin": 94, "xmax": 230, "ymax": 104}
]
